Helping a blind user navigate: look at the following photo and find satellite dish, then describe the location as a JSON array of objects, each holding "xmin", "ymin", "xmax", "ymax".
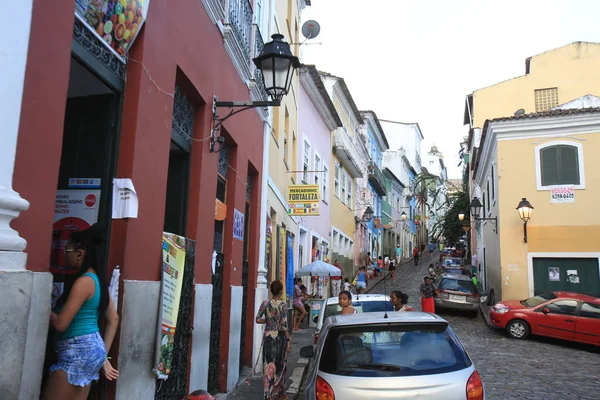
[
  {"xmin": 301, "ymin": 20, "xmax": 321, "ymax": 40},
  {"xmin": 514, "ymin": 108, "xmax": 525, "ymax": 116}
]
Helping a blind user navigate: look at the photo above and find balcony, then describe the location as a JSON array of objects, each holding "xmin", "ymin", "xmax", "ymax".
[
  {"xmin": 368, "ymin": 161, "xmax": 387, "ymax": 197},
  {"xmin": 249, "ymin": 24, "xmax": 269, "ymax": 120},
  {"xmin": 333, "ymin": 127, "xmax": 362, "ymax": 178}
]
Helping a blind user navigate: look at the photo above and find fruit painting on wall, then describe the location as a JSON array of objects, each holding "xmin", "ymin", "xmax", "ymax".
[{"xmin": 75, "ymin": 0, "xmax": 149, "ymax": 58}]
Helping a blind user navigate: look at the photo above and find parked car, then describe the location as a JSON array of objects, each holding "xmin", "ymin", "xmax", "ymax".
[
  {"xmin": 300, "ymin": 312, "xmax": 485, "ymax": 400},
  {"xmin": 433, "ymin": 273, "xmax": 480, "ymax": 316},
  {"xmin": 312, "ymin": 294, "xmax": 393, "ymax": 344},
  {"xmin": 490, "ymin": 291, "xmax": 600, "ymax": 346},
  {"xmin": 443, "ymin": 266, "xmax": 473, "ymax": 278},
  {"xmin": 443, "ymin": 257, "xmax": 464, "ymax": 267}
]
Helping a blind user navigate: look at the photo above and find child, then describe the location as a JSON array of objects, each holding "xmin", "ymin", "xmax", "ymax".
[
  {"xmin": 389, "ymin": 259, "xmax": 396, "ymax": 280},
  {"xmin": 377, "ymin": 256, "xmax": 383, "ymax": 277},
  {"xmin": 339, "ymin": 291, "xmax": 355, "ymax": 315},
  {"xmin": 343, "ymin": 277, "xmax": 351, "ymax": 292},
  {"xmin": 356, "ymin": 266, "xmax": 367, "ymax": 294}
]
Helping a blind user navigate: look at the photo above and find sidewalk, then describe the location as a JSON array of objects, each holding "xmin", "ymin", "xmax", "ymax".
[{"xmin": 226, "ymin": 327, "xmax": 315, "ymax": 399}]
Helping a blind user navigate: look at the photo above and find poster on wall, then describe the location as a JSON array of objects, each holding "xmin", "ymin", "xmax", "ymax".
[
  {"xmin": 74, "ymin": 0, "xmax": 151, "ymax": 62},
  {"xmin": 548, "ymin": 267, "xmax": 560, "ymax": 282},
  {"xmin": 279, "ymin": 227, "xmax": 287, "ymax": 300},
  {"xmin": 265, "ymin": 216, "xmax": 272, "ymax": 278},
  {"xmin": 567, "ymin": 270, "xmax": 580, "ymax": 284},
  {"xmin": 286, "ymin": 232, "xmax": 294, "ymax": 300},
  {"xmin": 51, "ymin": 189, "xmax": 102, "ymax": 274},
  {"xmin": 154, "ymin": 232, "xmax": 187, "ymax": 379},
  {"xmin": 233, "ymin": 209, "xmax": 245, "ymax": 241},
  {"xmin": 550, "ymin": 187, "xmax": 575, "ymax": 203}
]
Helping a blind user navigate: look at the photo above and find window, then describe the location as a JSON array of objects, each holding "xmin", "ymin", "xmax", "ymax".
[
  {"xmin": 341, "ymin": 170, "xmax": 347, "ymax": 202},
  {"xmin": 322, "ymin": 166, "xmax": 328, "ymax": 202},
  {"xmin": 332, "ymin": 230, "xmax": 338, "ymax": 252},
  {"xmin": 534, "ymin": 87, "xmax": 558, "ymax": 112},
  {"xmin": 581, "ymin": 303, "xmax": 600, "ymax": 319},
  {"xmin": 283, "ymin": 134, "xmax": 288, "ymax": 165},
  {"xmin": 544, "ymin": 300, "xmax": 578, "ymax": 315},
  {"xmin": 347, "ymin": 178, "xmax": 353, "ymax": 207},
  {"xmin": 482, "ymin": 192, "xmax": 486, "ymax": 218},
  {"xmin": 491, "ymin": 165, "xmax": 495, "ymax": 200},
  {"xmin": 486, "ymin": 181, "xmax": 490, "ymax": 213},
  {"xmin": 334, "ymin": 163, "xmax": 340, "ymax": 198},
  {"xmin": 539, "ymin": 144, "xmax": 581, "ymax": 187},
  {"xmin": 314, "ymin": 155, "xmax": 320, "ymax": 186},
  {"xmin": 303, "ymin": 140, "xmax": 310, "ymax": 182}
]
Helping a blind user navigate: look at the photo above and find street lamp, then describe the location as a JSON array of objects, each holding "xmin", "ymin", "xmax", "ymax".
[
  {"xmin": 469, "ymin": 197, "xmax": 498, "ymax": 233},
  {"xmin": 516, "ymin": 198, "xmax": 534, "ymax": 243},
  {"xmin": 458, "ymin": 213, "xmax": 465, "ymax": 221},
  {"xmin": 401, "ymin": 211, "xmax": 407, "ymax": 221},
  {"xmin": 362, "ymin": 206, "xmax": 375, "ymax": 223},
  {"xmin": 210, "ymin": 34, "xmax": 301, "ymax": 152}
]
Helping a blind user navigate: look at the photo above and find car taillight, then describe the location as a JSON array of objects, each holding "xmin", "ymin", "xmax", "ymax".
[
  {"xmin": 437, "ymin": 290, "xmax": 449, "ymax": 299},
  {"xmin": 466, "ymin": 370, "xmax": 483, "ymax": 400},
  {"xmin": 316, "ymin": 376, "xmax": 335, "ymax": 400}
]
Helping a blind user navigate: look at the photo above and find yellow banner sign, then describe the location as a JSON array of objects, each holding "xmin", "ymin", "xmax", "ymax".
[{"xmin": 288, "ymin": 185, "xmax": 320, "ymax": 203}]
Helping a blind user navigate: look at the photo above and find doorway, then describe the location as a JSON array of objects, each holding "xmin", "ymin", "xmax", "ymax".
[
  {"xmin": 44, "ymin": 56, "xmax": 122, "ymax": 399},
  {"xmin": 533, "ymin": 257, "xmax": 600, "ymax": 296}
]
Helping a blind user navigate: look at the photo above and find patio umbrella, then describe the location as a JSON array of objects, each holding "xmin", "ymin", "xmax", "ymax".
[{"xmin": 297, "ymin": 260, "xmax": 342, "ymax": 277}]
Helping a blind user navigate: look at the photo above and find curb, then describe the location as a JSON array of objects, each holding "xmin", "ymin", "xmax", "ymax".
[{"xmin": 286, "ymin": 357, "xmax": 309, "ymax": 399}]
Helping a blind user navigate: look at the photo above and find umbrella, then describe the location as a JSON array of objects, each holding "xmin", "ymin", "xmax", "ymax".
[{"xmin": 297, "ymin": 260, "xmax": 342, "ymax": 277}]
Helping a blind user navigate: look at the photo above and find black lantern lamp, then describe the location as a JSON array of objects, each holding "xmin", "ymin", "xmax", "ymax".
[
  {"xmin": 469, "ymin": 196, "xmax": 497, "ymax": 233},
  {"xmin": 516, "ymin": 198, "xmax": 534, "ymax": 243},
  {"xmin": 401, "ymin": 211, "xmax": 407, "ymax": 221},
  {"xmin": 210, "ymin": 34, "xmax": 301, "ymax": 152},
  {"xmin": 362, "ymin": 206, "xmax": 375, "ymax": 223}
]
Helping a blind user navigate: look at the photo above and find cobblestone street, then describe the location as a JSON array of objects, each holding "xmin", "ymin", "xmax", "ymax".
[{"xmin": 368, "ymin": 252, "xmax": 600, "ymax": 400}]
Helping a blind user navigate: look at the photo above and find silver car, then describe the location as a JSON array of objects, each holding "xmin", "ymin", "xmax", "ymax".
[
  {"xmin": 434, "ymin": 273, "xmax": 480, "ymax": 316},
  {"xmin": 300, "ymin": 312, "xmax": 485, "ymax": 400}
]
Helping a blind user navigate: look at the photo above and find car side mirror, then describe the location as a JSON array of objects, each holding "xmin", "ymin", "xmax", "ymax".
[
  {"xmin": 312, "ymin": 315, "xmax": 318, "ymax": 323},
  {"xmin": 542, "ymin": 307, "xmax": 550, "ymax": 314},
  {"xmin": 300, "ymin": 345, "xmax": 314, "ymax": 358}
]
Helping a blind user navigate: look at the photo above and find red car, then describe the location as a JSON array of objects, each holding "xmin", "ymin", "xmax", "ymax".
[{"xmin": 490, "ymin": 291, "xmax": 600, "ymax": 346}]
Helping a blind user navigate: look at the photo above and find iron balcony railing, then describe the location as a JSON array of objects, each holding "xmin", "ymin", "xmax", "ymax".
[
  {"xmin": 252, "ymin": 24, "xmax": 268, "ymax": 101},
  {"xmin": 368, "ymin": 160, "xmax": 387, "ymax": 196},
  {"xmin": 333, "ymin": 127, "xmax": 363, "ymax": 178},
  {"xmin": 228, "ymin": 0, "xmax": 253, "ymax": 69}
]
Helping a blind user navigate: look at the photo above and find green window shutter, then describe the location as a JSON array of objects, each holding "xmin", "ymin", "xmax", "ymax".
[
  {"xmin": 558, "ymin": 145, "xmax": 580, "ymax": 185},
  {"xmin": 540, "ymin": 146, "xmax": 559, "ymax": 186}
]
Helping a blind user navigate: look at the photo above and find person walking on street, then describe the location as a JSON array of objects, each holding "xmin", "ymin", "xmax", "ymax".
[
  {"xmin": 395, "ymin": 244, "xmax": 403, "ymax": 264},
  {"xmin": 420, "ymin": 276, "xmax": 436, "ymax": 313},
  {"xmin": 413, "ymin": 247, "xmax": 419, "ymax": 266},
  {"xmin": 256, "ymin": 280, "xmax": 291, "ymax": 400},
  {"xmin": 428, "ymin": 242, "xmax": 435, "ymax": 258},
  {"xmin": 42, "ymin": 224, "xmax": 119, "ymax": 400},
  {"xmin": 292, "ymin": 278, "xmax": 307, "ymax": 331},
  {"xmin": 390, "ymin": 290, "xmax": 414, "ymax": 311},
  {"xmin": 331, "ymin": 260, "xmax": 343, "ymax": 297},
  {"xmin": 388, "ymin": 258, "xmax": 396, "ymax": 280},
  {"xmin": 356, "ymin": 266, "xmax": 367, "ymax": 294}
]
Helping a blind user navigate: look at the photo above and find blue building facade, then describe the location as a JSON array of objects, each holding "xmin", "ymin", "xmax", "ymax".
[{"xmin": 408, "ymin": 167, "xmax": 417, "ymax": 253}]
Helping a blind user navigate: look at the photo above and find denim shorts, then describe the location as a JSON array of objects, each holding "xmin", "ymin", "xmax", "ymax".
[
  {"xmin": 356, "ymin": 281, "xmax": 366, "ymax": 289},
  {"xmin": 50, "ymin": 331, "xmax": 106, "ymax": 386}
]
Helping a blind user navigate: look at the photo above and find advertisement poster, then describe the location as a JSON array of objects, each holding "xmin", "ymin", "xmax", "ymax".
[
  {"xmin": 288, "ymin": 184, "xmax": 320, "ymax": 216},
  {"xmin": 279, "ymin": 227, "xmax": 287, "ymax": 300},
  {"xmin": 233, "ymin": 209, "xmax": 245, "ymax": 241},
  {"xmin": 112, "ymin": 178, "xmax": 138, "ymax": 219},
  {"xmin": 548, "ymin": 267, "xmax": 560, "ymax": 282},
  {"xmin": 265, "ymin": 216, "xmax": 272, "ymax": 278},
  {"xmin": 286, "ymin": 232, "xmax": 294, "ymax": 300},
  {"xmin": 154, "ymin": 232, "xmax": 187, "ymax": 379},
  {"xmin": 551, "ymin": 186, "xmax": 575, "ymax": 203},
  {"xmin": 51, "ymin": 189, "xmax": 101, "ymax": 274},
  {"xmin": 75, "ymin": 0, "xmax": 150, "ymax": 61}
]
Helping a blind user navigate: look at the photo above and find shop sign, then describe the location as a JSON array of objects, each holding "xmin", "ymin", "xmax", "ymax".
[
  {"xmin": 374, "ymin": 218, "xmax": 381, "ymax": 229},
  {"xmin": 279, "ymin": 227, "xmax": 286, "ymax": 300},
  {"xmin": 288, "ymin": 184, "xmax": 320, "ymax": 216},
  {"xmin": 550, "ymin": 186, "xmax": 575, "ymax": 203},
  {"xmin": 51, "ymin": 189, "xmax": 101, "ymax": 274},
  {"xmin": 68, "ymin": 177, "xmax": 101, "ymax": 189},
  {"xmin": 265, "ymin": 216, "xmax": 272, "ymax": 276},
  {"xmin": 75, "ymin": 0, "xmax": 150, "ymax": 62},
  {"xmin": 233, "ymin": 209, "xmax": 244, "ymax": 241},
  {"xmin": 154, "ymin": 232, "xmax": 187, "ymax": 379}
]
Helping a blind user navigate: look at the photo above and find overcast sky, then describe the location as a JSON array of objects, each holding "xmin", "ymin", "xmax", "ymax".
[{"xmin": 299, "ymin": 0, "xmax": 600, "ymax": 178}]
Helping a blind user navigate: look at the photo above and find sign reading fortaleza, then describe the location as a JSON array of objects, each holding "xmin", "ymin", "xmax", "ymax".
[{"xmin": 288, "ymin": 185, "xmax": 320, "ymax": 216}]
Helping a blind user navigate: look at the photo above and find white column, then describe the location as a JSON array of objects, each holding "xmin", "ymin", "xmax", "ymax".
[
  {"xmin": 253, "ymin": 119, "xmax": 270, "ymax": 374},
  {"xmin": 0, "ymin": 0, "xmax": 33, "ymax": 271}
]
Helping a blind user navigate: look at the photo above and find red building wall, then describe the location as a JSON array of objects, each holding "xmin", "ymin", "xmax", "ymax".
[{"xmin": 14, "ymin": 0, "xmax": 263, "ymax": 393}]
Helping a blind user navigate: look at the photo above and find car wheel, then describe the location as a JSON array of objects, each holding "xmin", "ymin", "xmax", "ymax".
[
  {"xmin": 506, "ymin": 319, "xmax": 530, "ymax": 339},
  {"xmin": 487, "ymin": 289, "xmax": 496, "ymax": 306}
]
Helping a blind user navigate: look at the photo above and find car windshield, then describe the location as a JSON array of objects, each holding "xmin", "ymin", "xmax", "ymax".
[
  {"xmin": 522, "ymin": 292, "xmax": 557, "ymax": 307},
  {"xmin": 323, "ymin": 300, "xmax": 393, "ymax": 321},
  {"xmin": 438, "ymin": 278, "xmax": 476, "ymax": 294},
  {"xmin": 319, "ymin": 324, "xmax": 472, "ymax": 377}
]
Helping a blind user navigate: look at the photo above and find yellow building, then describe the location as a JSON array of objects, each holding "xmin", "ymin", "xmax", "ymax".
[
  {"xmin": 465, "ymin": 41, "xmax": 600, "ymax": 129},
  {"xmin": 473, "ymin": 103, "xmax": 600, "ymax": 302},
  {"xmin": 319, "ymin": 71, "xmax": 366, "ymax": 278},
  {"xmin": 265, "ymin": 0, "xmax": 303, "ymax": 288}
]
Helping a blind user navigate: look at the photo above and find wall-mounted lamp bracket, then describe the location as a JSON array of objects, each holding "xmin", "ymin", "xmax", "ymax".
[
  {"xmin": 210, "ymin": 96, "xmax": 281, "ymax": 153},
  {"xmin": 474, "ymin": 216, "xmax": 498, "ymax": 234}
]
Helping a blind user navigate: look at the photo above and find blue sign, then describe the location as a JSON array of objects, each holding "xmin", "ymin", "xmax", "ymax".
[
  {"xmin": 233, "ymin": 209, "xmax": 244, "ymax": 241},
  {"xmin": 286, "ymin": 233, "xmax": 294, "ymax": 299}
]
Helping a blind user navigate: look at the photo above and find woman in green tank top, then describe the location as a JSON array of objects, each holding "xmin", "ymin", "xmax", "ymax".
[{"xmin": 42, "ymin": 224, "xmax": 119, "ymax": 399}]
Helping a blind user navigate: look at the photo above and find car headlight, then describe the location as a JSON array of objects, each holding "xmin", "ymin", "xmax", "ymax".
[{"xmin": 492, "ymin": 306, "xmax": 509, "ymax": 314}]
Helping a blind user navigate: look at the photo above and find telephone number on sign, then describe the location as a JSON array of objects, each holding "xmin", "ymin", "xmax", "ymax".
[{"xmin": 552, "ymin": 193, "xmax": 574, "ymax": 199}]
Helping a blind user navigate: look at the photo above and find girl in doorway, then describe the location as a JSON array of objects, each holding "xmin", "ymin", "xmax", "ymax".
[
  {"xmin": 339, "ymin": 291, "xmax": 356, "ymax": 315},
  {"xmin": 43, "ymin": 224, "xmax": 119, "ymax": 400},
  {"xmin": 292, "ymin": 278, "xmax": 307, "ymax": 331}
]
